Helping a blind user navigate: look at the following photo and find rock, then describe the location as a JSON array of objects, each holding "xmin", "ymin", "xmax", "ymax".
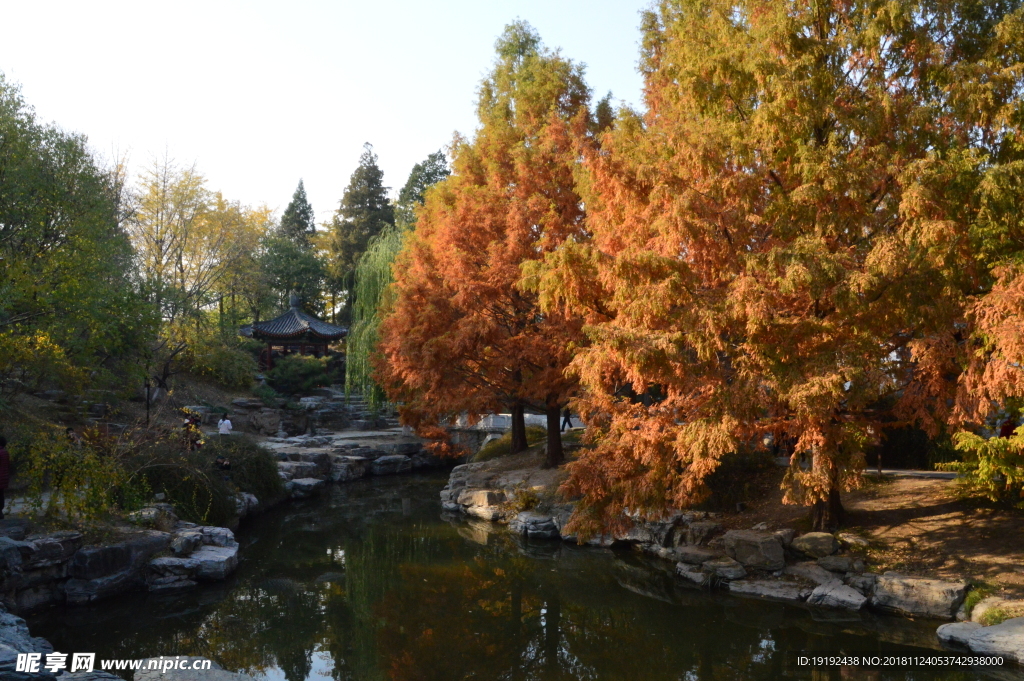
[
  {"xmin": 817, "ymin": 556, "xmax": 865, "ymax": 573},
  {"xmin": 971, "ymin": 596, "xmax": 1024, "ymax": 624},
  {"xmin": 287, "ymin": 450, "xmax": 331, "ymax": 476},
  {"xmin": 773, "ymin": 529, "xmax": 796, "ymax": 547},
  {"xmin": 169, "ymin": 532, "xmax": 203, "ymax": 557},
  {"xmin": 277, "ymin": 460, "xmax": 319, "ymax": 481},
  {"xmin": 675, "ymin": 563, "xmax": 708, "ymax": 586},
  {"xmin": 937, "ymin": 621, "xmax": 981, "ymax": 648},
  {"xmin": 722, "ymin": 530, "xmax": 785, "ymax": 570},
  {"xmin": 289, "ymin": 478, "xmax": 326, "ymax": 499},
  {"xmin": 967, "ymin": 617, "xmax": 1024, "ymax": 662},
  {"xmin": 0, "ymin": 609, "xmax": 53, "ymax": 653},
  {"xmin": 686, "ymin": 520, "xmax": 723, "ymax": 546},
  {"xmin": 234, "ymin": 493, "xmax": 259, "ymax": 517},
  {"xmin": 807, "ymin": 581, "xmax": 868, "ymax": 610},
  {"xmin": 728, "ymin": 579, "xmax": 811, "ymax": 602},
  {"xmin": 871, "ymin": 573, "xmax": 969, "ymax": 620},
  {"xmin": 702, "ymin": 556, "xmax": 747, "ymax": 580},
  {"xmin": 128, "ymin": 504, "xmax": 179, "ymax": 532},
  {"xmin": 751, "ymin": 522, "xmax": 770, "ymax": 531},
  {"xmin": 458, "ymin": 489, "xmax": 506, "ymax": 521},
  {"xmin": 370, "ymin": 455, "xmax": 413, "ymax": 476},
  {"xmin": 675, "ymin": 545, "xmax": 720, "ymax": 565},
  {"xmin": 193, "ymin": 545, "xmax": 239, "ymax": 580},
  {"xmin": 784, "ymin": 562, "xmax": 839, "ymax": 586},
  {"xmin": 249, "ymin": 409, "xmax": 281, "ymax": 435},
  {"xmin": 844, "ymin": 572, "xmax": 878, "ymax": 597},
  {"xmin": 791, "ymin": 532, "xmax": 838, "ymax": 558},
  {"xmin": 199, "ymin": 527, "xmax": 238, "ymax": 548},
  {"xmin": 22, "ymin": 531, "xmax": 83, "ymax": 569},
  {"xmin": 330, "ymin": 456, "xmax": 369, "ymax": 482},
  {"xmin": 837, "ymin": 532, "xmax": 871, "ymax": 548},
  {"xmin": 0, "ymin": 520, "xmax": 31, "ymax": 541},
  {"xmin": 509, "ymin": 512, "xmax": 560, "ymax": 540}
]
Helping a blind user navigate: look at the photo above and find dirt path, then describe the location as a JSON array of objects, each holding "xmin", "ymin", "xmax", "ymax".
[{"xmin": 722, "ymin": 474, "xmax": 1024, "ymax": 596}]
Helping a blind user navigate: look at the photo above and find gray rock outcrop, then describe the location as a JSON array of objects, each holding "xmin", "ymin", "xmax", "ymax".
[
  {"xmin": 722, "ymin": 530, "xmax": 785, "ymax": 570},
  {"xmin": 807, "ymin": 581, "xmax": 868, "ymax": 610},
  {"xmin": 871, "ymin": 573, "xmax": 968, "ymax": 620},
  {"xmin": 790, "ymin": 532, "xmax": 838, "ymax": 558},
  {"xmin": 728, "ymin": 579, "xmax": 811, "ymax": 602}
]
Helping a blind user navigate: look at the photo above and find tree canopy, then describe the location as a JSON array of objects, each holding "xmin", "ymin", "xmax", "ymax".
[
  {"xmin": 378, "ymin": 22, "xmax": 597, "ymax": 464},
  {"xmin": 278, "ymin": 179, "xmax": 316, "ymax": 246}
]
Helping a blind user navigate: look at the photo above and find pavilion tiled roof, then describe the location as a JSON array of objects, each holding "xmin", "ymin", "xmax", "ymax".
[{"xmin": 246, "ymin": 306, "xmax": 347, "ymax": 342}]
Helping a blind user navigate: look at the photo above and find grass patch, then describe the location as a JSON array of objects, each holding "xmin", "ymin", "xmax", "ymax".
[
  {"xmin": 963, "ymin": 581, "xmax": 996, "ymax": 618},
  {"xmin": 978, "ymin": 607, "xmax": 1013, "ymax": 626},
  {"xmin": 472, "ymin": 425, "xmax": 547, "ymax": 463}
]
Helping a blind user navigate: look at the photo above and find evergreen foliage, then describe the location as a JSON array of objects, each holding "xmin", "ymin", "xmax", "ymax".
[
  {"xmin": 278, "ymin": 179, "xmax": 316, "ymax": 245},
  {"xmin": 326, "ymin": 144, "xmax": 395, "ymax": 319},
  {"xmin": 395, "ymin": 151, "xmax": 450, "ymax": 226}
]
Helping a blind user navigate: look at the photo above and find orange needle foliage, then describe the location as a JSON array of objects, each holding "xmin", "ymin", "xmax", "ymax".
[
  {"xmin": 377, "ymin": 23, "xmax": 600, "ymax": 465},
  {"xmin": 535, "ymin": 0, "xmax": 1024, "ymax": 533}
]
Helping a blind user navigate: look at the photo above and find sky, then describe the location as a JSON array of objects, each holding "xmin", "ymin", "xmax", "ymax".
[{"xmin": 1, "ymin": 0, "xmax": 651, "ymax": 224}]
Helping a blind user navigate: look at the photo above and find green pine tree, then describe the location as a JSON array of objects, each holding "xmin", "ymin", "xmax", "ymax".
[
  {"xmin": 278, "ymin": 179, "xmax": 316, "ymax": 246},
  {"xmin": 326, "ymin": 143, "xmax": 395, "ymax": 320},
  {"xmin": 394, "ymin": 150, "xmax": 449, "ymax": 227}
]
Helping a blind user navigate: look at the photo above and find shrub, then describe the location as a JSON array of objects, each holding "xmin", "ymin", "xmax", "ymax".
[
  {"xmin": 135, "ymin": 434, "xmax": 283, "ymax": 525},
  {"xmin": 472, "ymin": 425, "xmax": 547, "ymax": 462},
  {"xmin": 185, "ymin": 338, "xmax": 257, "ymax": 389},
  {"xmin": 944, "ymin": 431, "xmax": 1024, "ymax": 506},
  {"xmin": 9, "ymin": 420, "xmax": 150, "ymax": 525},
  {"xmin": 253, "ymin": 383, "xmax": 281, "ymax": 406},
  {"xmin": 266, "ymin": 355, "xmax": 333, "ymax": 395},
  {"xmin": 203, "ymin": 435, "xmax": 284, "ymax": 503}
]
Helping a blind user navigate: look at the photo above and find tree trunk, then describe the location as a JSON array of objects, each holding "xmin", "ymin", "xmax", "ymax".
[
  {"xmin": 811, "ymin": 487, "xmax": 844, "ymax": 531},
  {"xmin": 545, "ymin": 404, "xmax": 564, "ymax": 468},
  {"xmin": 509, "ymin": 403, "xmax": 528, "ymax": 453}
]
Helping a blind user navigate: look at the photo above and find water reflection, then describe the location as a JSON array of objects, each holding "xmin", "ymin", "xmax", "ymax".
[{"xmin": 30, "ymin": 474, "xmax": 1002, "ymax": 681}]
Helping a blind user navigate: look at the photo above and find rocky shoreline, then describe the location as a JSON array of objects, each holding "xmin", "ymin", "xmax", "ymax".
[
  {"xmin": 441, "ymin": 453, "xmax": 1024, "ymax": 666},
  {"xmin": 0, "ymin": 422, "xmax": 444, "ymax": 680}
]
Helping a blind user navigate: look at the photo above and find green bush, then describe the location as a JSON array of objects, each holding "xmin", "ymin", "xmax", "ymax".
[
  {"xmin": 135, "ymin": 435, "xmax": 282, "ymax": 526},
  {"xmin": 186, "ymin": 338, "xmax": 257, "ymax": 389},
  {"xmin": 472, "ymin": 425, "xmax": 547, "ymax": 462},
  {"xmin": 266, "ymin": 355, "xmax": 333, "ymax": 395},
  {"xmin": 253, "ymin": 383, "xmax": 281, "ymax": 406},
  {"xmin": 204, "ymin": 435, "xmax": 285, "ymax": 504}
]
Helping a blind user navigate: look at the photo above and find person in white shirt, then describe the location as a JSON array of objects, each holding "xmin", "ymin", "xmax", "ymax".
[{"xmin": 218, "ymin": 416, "xmax": 233, "ymax": 437}]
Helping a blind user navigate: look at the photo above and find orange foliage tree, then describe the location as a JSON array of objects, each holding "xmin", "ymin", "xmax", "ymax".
[
  {"xmin": 378, "ymin": 23, "xmax": 604, "ymax": 465},
  {"xmin": 535, "ymin": 0, "xmax": 1024, "ymax": 531}
]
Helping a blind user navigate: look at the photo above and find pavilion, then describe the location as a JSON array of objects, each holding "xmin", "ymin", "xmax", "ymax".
[{"xmin": 240, "ymin": 294, "xmax": 347, "ymax": 370}]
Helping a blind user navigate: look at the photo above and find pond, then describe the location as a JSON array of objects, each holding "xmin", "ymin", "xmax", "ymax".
[{"xmin": 29, "ymin": 473, "xmax": 1008, "ymax": 681}]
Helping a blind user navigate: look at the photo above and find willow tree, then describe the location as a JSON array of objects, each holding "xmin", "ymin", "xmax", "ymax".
[
  {"xmin": 378, "ymin": 23, "xmax": 596, "ymax": 464},
  {"xmin": 536, "ymin": 0, "xmax": 1024, "ymax": 532},
  {"xmin": 345, "ymin": 224, "xmax": 403, "ymax": 409}
]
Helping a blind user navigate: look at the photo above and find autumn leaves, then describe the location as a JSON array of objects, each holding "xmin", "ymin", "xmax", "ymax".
[{"xmin": 380, "ymin": 2, "xmax": 1024, "ymax": 531}]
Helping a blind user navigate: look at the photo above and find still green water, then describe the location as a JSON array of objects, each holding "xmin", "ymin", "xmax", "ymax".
[{"xmin": 29, "ymin": 473, "xmax": 1008, "ymax": 681}]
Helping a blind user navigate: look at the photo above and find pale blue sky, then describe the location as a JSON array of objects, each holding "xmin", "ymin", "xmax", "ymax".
[{"xmin": 2, "ymin": 0, "xmax": 651, "ymax": 223}]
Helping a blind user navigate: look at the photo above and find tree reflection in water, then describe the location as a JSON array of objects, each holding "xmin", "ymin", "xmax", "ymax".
[{"xmin": 28, "ymin": 474, "xmax": 986, "ymax": 681}]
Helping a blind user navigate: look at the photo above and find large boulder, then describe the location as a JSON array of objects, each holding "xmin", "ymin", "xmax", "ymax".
[
  {"xmin": 967, "ymin": 617, "xmax": 1024, "ymax": 662},
  {"xmin": 790, "ymin": 532, "xmax": 838, "ymax": 558},
  {"xmin": 728, "ymin": 579, "xmax": 811, "ymax": 602},
  {"xmin": 936, "ymin": 621, "xmax": 981, "ymax": 648},
  {"xmin": 128, "ymin": 504, "xmax": 179, "ymax": 532},
  {"xmin": 21, "ymin": 532, "xmax": 83, "ymax": 570},
  {"xmin": 702, "ymin": 556, "xmax": 747, "ymax": 580},
  {"xmin": 784, "ymin": 562, "xmax": 838, "ymax": 586},
  {"xmin": 65, "ymin": 531, "xmax": 171, "ymax": 604},
  {"xmin": 509, "ymin": 512, "xmax": 560, "ymax": 540},
  {"xmin": 277, "ymin": 461, "xmax": 319, "ymax": 481},
  {"xmin": 817, "ymin": 556, "xmax": 865, "ymax": 573},
  {"xmin": 675, "ymin": 545, "xmax": 720, "ymax": 565},
  {"xmin": 871, "ymin": 573, "xmax": 968, "ymax": 620},
  {"xmin": 170, "ymin": 532, "xmax": 203, "ymax": 557},
  {"xmin": 685, "ymin": 520, "xmax": 723, "ymax": 546},
  {"xmin": 330, "ymin": 456, "xmax": 369, "ymax": 482},
  {"xmin": 287, "ymin": 450, "xmax": 331, "ymax": 476},
  {"xmin": 288, "ymin": 478, "xmax": 325, "ymax": 499},
  {"xmin": 371, "ymin": 455, "xmax": 413, "ymax": 476},
  {"xmin": 722, "ymin": 530, "xmax": 785, "ymax": 570},
  {"xmin": 807, "ymin": 581, "xmax": 868, "ymax": 610},
  {"xmin": 249, "ymin": 409, "xmax": 281, "ymax": 435},
  {"xmin": 457, "ymin": 489, "xmax": 506, "ymax": 522}
]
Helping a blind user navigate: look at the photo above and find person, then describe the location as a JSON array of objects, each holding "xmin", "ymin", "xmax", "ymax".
[
  {"xmin": 218, "ymin": 415, "xmax": 233, "ymax": 438},
  {"xmin": 0, "ymin": 435, "xmax": 9, "ymax": 520},
  {"xmin": 215, "ymin": 455, "xmax": 231, "ymax": 471},
  {"xmin": 560, "ymin": 407, "xmax": 572, "ymax": 433},
  {"xmin": 65, "ymin": 427, "xmax": 82, "ymax": 448}
]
